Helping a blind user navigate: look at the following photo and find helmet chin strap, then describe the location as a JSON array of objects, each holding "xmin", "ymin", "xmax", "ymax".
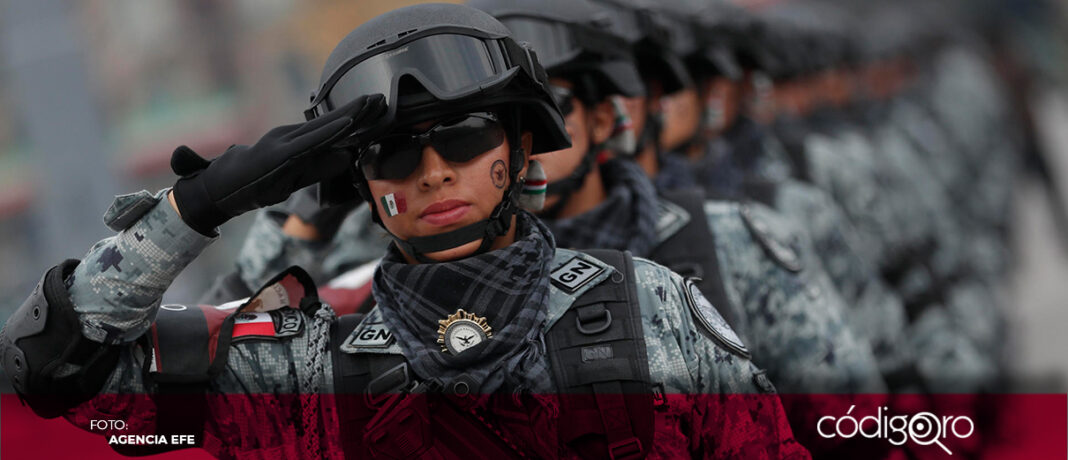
[{"xmin": 637, "ymin": 103, "xmax": 665, "ymax": 165}]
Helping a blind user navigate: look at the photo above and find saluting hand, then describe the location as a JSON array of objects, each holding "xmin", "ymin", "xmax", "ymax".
[{"xmin": 168, "ymin": 94, "xmax": 385, "ymax": 235}]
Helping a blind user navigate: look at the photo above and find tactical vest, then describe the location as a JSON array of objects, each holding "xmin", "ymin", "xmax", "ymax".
[{"xmin": 331, "ymin": 249, "xmax": 656, "ymax": 459}]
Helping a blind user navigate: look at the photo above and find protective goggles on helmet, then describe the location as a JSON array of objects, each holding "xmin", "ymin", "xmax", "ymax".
[
  {"xmin": 358, "ymin": 112, "xmax": 505, "ymax": 181},
  {"xmin": 305, "ymin": 32, "xmax": 540, "ymax": 122}
]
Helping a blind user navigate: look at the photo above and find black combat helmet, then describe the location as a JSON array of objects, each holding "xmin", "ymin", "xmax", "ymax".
[
  {"xmin": 588, "ymin": 0, "xmax": 694, "ymax": 94},
  {"xmin": 670, "ymin": 1, "xmax": 746, "ymax": 81},
  {"xmin": 468, "ymin": 0, "xmax": 645, "ymax": 103},
  {"xmin": 307, "ymin": 3, "xmax": 571, "ymax": 262},
  {"xmin": 307, "ymin": 3, "xmax": 568, "ymax": 154}
]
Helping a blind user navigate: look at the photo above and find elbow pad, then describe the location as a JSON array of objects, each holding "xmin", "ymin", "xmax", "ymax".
[{"xmin": 0, "ymin": 259, "xmax": 121, "ymax": 418}]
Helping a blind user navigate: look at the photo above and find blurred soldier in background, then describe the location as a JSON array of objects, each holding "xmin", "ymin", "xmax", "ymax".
[
  {"xmin": 655, "ymin": 2, "xmax": 916, "ymax": 399},
  {"xmin": 474, "ymin": 0, "xmax": 886, "ymax": 397}
]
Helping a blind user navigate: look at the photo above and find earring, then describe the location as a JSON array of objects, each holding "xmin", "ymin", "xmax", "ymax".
[{"xmin": 519, "ymin": 159, "xmax": 547, "ymax": 211}]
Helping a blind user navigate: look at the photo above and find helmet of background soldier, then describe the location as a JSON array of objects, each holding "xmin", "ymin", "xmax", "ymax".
[
  {"xmin": 588, "ymin": 0, "xmax": 695, "ymax": 94},
  {"xmin": 468, "ymin": 0, "xmax": 646, "ymax": 104}
]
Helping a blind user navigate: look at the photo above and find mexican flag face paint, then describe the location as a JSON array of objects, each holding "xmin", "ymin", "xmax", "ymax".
[{"xmin": 381, "ymin": 192, "xmax": 407, "ymax": 217}]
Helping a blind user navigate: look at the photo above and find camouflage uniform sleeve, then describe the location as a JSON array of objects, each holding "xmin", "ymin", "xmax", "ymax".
[
  {"xmin": 634, "ymin": 259, "xmax": 810, "ymax": 460},
  {"xmin": 704, "ymin": 201, "xmax": 886, "ymax": 394},
  {"xmin": 776, "ymin": 182, "xmax": 913, "ymax": 379},
  {"xmin": 69, "ymin": 189, "xmax": 215, "ymax": 344},
  {"xmin": 41, "ymin": 190, "xmax": 338, "ymax": 457}
]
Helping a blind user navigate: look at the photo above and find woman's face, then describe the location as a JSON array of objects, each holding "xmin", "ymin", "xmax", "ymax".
[
  {"xmin": 366, "ymin": 114, "xmax": 530, "ymax": 262},
  {"xmin": 700, "ymin": 76, "xmax": 739, "ymax": 138},
  {"xmin": 659, "ymin": 87, "xmax": 700, "ymax": 151}
]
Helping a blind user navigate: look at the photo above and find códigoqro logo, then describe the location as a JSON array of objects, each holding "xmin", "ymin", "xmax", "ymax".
[{"xmin": 817, "ymin": 405, "xmax": 975, "ymax": 455}]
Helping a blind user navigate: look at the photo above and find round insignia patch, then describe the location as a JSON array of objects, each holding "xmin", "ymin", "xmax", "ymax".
[
  {"xmin": 437, "ymin": 309, "xmax": 493, "ymax": 355},
  {"xmin": 684, "ymin": 279, "xmax": 750, "ymax": 359},
  {"xmin": 740, "ymin": 204, "xmax": 802, "ymax": 273}
]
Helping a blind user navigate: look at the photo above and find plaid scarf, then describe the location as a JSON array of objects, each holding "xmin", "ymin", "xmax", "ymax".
[
  {"xmin": 372, "ymin": 211, "xmax": 555, "ymax": 394},
  {"xmin": 545, "ymin": 159, "xmax": 660, "ymax": 257}
]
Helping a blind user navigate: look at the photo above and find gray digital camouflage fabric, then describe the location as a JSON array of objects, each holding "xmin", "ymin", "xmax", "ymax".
[
  {"xmin": 767, "ymin": 180, "xmax": 913, "ymax": 383},
  {"xmin": 40, "ymin": 190, "xmax": 806, "ymax": 459},
  {"xmin": 702, "ymin": 200, "xmax": 886, "ymax": 394},
  {"xmin": 793, "ymin": 95, "xmax": 1008, "ymax": 393},
  {"xmin": 69, "ymin": 189, "xmax": 215, "ymax": 344}
]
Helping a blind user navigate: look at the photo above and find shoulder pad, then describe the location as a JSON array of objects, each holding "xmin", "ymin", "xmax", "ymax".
[
  {"xmin": 683, "ymin": 278, "xmax": 750, "ymax": 359},
  {"xmin": 739, "ymin": 203, "xmax": 802, "ymax": 272}
]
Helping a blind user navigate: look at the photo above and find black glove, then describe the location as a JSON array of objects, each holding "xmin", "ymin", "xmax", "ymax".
[{"xmin": 170, "ymin": 94, "xmax": 385, "ymax": 235}]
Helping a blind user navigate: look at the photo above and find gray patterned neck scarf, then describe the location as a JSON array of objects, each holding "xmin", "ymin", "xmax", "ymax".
[
  {"xmin": 544, "ymin": 158, "xmax": 660, "ymax": 257},
  {"xmin": 372, "ymin": 211, "xmax": 555, "ymax": 394}
]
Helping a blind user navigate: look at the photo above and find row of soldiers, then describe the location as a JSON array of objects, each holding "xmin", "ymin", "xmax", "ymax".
[
  {"xmin": 190, "ymin": 0, "xmax": 1041, "ymax": 455},
  {"xmin": 4, "ymin": 0, "xmax": 1059, "ymax": 457}
]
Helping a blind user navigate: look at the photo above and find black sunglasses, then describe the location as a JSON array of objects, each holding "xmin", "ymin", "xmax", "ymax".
[{"xmin": 358, "ymin": 112, "xmax": 506, "ymax": 181}]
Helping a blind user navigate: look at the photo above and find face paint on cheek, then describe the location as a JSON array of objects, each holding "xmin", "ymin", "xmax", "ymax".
[
  {"xmin": 703, "ymin": 96, "xmax": 726, "ymax": 131},
  {"xmin": 380, "ymin": 192, "xmax": 407, "ymax": 217},
  {"xmin": 491, "ymin": 159, "xmax": 508, "ymax": 189},
  {"xmin": 605, "ymin": 96, "xmax": 637, "ymax": 156}
]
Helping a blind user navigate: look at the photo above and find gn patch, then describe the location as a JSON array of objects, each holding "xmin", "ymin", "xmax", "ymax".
[
  {"xmin": 231, "ymin": 308, "xmax": 303, "ymax": 341},
  {"xmin": 684, "ymin": 279, "xmax": 750, "ymax": 359},
  {"xmin": 345, "ymin": 319, "xmax": 395, "ymax": 349},
  {"xmin": 551, "ymin": 256, "xmax": 606, "ymax": 293}
]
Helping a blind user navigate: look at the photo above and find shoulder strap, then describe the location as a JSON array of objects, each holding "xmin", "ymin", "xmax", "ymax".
[
  {"xmin": 651, "ymin": 189, "xmax": 741, "ymax": 332},
  {"xmin": 331, "ymin": 313, "xmax": 406, "ymax": 458},
  {"xmin": 546, "ymin": 249, "xmax": 654, "ymax": 460}
]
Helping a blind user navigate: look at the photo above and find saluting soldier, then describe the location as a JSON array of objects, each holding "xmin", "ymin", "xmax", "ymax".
[{"xmin": 1, "ymin": 4, "xmax": 807, "ymax": 459}]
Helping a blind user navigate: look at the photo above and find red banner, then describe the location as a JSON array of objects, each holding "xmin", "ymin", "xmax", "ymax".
[{"xmin": 3, "ymin": 394, "xmax": 1064, "ymax": 459}]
